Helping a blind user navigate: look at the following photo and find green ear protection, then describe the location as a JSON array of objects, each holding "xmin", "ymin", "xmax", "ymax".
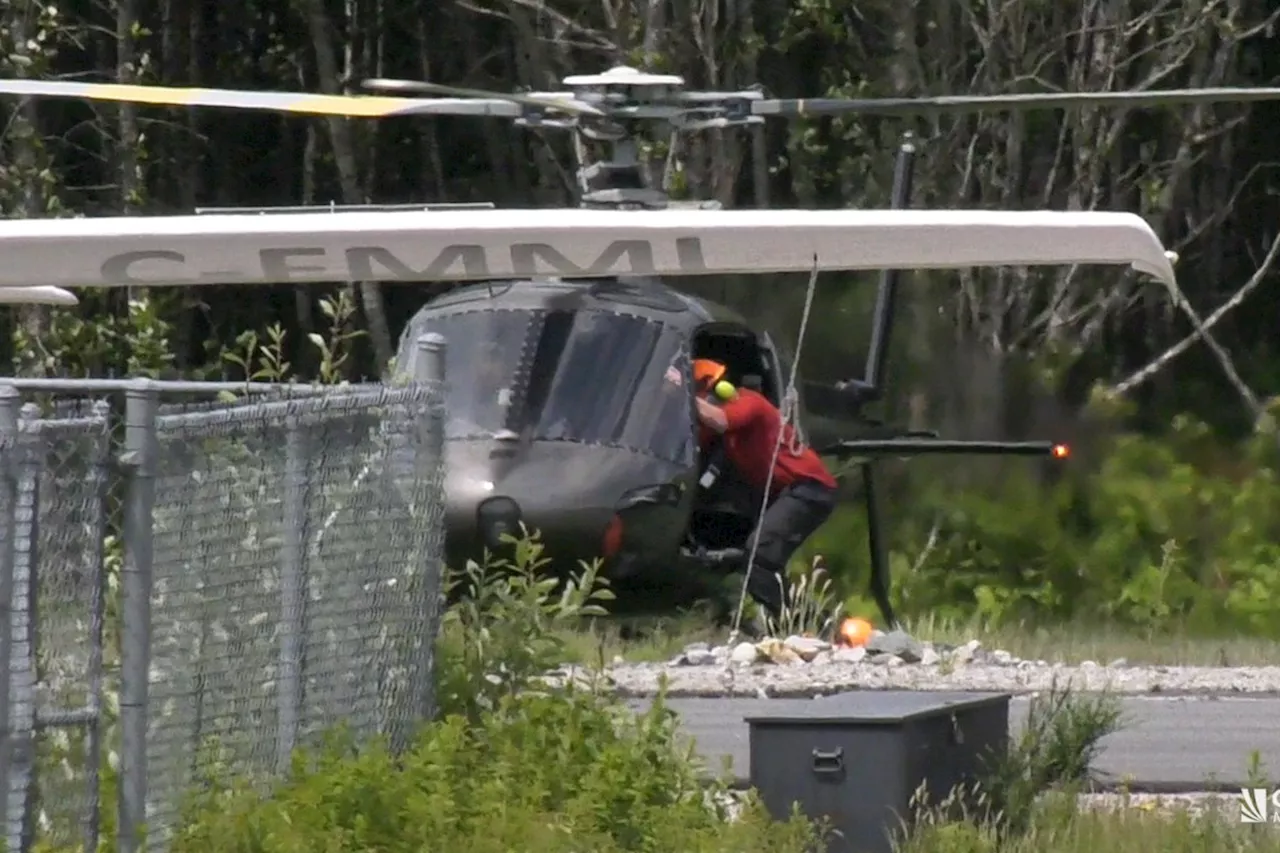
[{"xmin": 713, "ymin": 379, "xmax": 736, "ymax": 401}]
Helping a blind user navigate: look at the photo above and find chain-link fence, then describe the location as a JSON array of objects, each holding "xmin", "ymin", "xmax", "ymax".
[{"xmin": 0, "ymin": 334, "xmax": 450, "ymax": 853}]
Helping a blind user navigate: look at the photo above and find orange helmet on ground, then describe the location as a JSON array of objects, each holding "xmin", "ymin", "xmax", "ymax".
[{"xmin": 693, "ymin": 359, "xmax": 727, "ymax": 394}]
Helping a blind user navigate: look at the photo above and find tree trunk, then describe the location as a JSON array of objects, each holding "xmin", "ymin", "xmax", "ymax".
[
  {"xmin": 8, "ymin": 1, "xmax": 50, "ymax": 377},
  {"xmin": 300, "ymin": 0, "xmax": 395, "ymax": 371}
]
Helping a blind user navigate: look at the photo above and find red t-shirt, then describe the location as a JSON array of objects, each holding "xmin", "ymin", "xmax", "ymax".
[{"xmin": 701, "ymin": 388, "xmax": 837, "ymax": 496}]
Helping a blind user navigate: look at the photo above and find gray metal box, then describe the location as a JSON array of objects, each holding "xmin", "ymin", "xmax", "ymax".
[{"xmin": 746, "ymin": 690, "xmax": 1010, "ymax": 853}]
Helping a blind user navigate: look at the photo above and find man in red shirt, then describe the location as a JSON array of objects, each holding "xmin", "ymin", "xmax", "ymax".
[{"xmin": 689, "ymin": 358, "xmax": 838, "ymax": 622}]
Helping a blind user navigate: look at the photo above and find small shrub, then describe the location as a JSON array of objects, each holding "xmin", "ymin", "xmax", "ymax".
[
  {"xmin": 895, "ymin": 683, "xmax": 1126, "ymax": 852},
  {"xmin": 982, "ymin": 682, "xmax": 1124, "ymax": 835},
  {"xmin": 434, "ymin": 528, "xmax": 616, "ymax": 721}
]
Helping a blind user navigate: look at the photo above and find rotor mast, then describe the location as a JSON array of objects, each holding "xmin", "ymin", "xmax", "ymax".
[{"xmin": 515, "ymin": 66, "xmax": 763, "ymax": 211}]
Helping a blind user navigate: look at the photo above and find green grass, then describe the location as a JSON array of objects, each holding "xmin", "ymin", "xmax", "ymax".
[
  {"xmin": 901, "ymin": 792, "xmax": 1280, "ymax": 852},
  {"xmin": 908, "ymin": 615, "xmax": 1280, "ymax": 667},
  {"xmin": 555, "ymin": 609, "xmax": 729, "ymax": 666},
  {"xmin": 552, "ymin": 609, "xmax": 1280, "ymax": 668}
]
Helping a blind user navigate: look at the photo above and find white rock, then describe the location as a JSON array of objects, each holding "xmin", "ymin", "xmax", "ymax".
[
  {"xmin": 832, "ymin": 646, "xmax": 867, "ymax": 664},
  {"xmin": 951, "ymin": 640, "xmax": 981, "ymax": 664},
  {"xmin": 685, "ymin": 650, "xmax": 717, "ymax": 666},
  {"xmin": 783, "ymin": 635, "xmax": 831, "ymax": 661},
  {"xmin": 593, "ymin": 636, "xmax": 1280, "ymax": 697},
  {"xmin": 866, "ymin": 629, "xmax": 925, "ymax": 662},
  {"xmin": 920, "ymin": 647, "xmax": 941, "ymax": 666},
  {"xmin": 1109, "ymin": 658, "xmax": 1128, "ymax": 668},
  {"xmin": 730, "ymin": 642, "xmax": 761, "ymax": 665},
  {"xmin": 757, "ymin": 638, "xmax": 803, "ymax": 665}
]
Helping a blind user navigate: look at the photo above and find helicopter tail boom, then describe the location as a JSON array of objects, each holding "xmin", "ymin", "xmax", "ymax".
[{"xmin": 0, "ymin": 207, "xmax": 1177, "ymax": 290}]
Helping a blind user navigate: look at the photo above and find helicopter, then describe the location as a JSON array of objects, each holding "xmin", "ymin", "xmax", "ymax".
[{"xmin": 2, "ymin": 64, "xmax": 1265, "ymax": 626}]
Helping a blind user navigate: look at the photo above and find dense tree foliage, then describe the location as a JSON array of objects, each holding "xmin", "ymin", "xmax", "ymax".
[{"xmin": 4, "ymin": 0, "xmax": 1280, "ymax": 629}]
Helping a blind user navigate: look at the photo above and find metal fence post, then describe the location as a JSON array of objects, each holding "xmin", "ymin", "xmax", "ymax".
[
  {"xmin": 276, "ymin": 418, "xmax": 307, "ymax": 772},
  {"xmin": 0, "ymin": 387, "xmax": 18, "ymax": 849},
  {"xmin": 119, "ymin": 380, "xmax": 159, "ymax": 853},
  {"xmin": 7, "ymin": 404, "xmax": 42, "ymax": 853},
  {"xmin": 410, "ymin": 334, "xmax": 446, "ymax": 722},
  {"xmin": 83, "ymin": 399, "xmax": 113, "ymax": 853}
]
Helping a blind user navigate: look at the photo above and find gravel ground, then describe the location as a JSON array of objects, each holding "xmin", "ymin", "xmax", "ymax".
[{"xmin": 548, "ymin": 631, "xmax": 1280, "ymax": 697}]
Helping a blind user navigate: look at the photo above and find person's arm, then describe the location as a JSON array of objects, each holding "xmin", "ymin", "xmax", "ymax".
[
  {"xmin": 695, "ymin": 396, "xmax": 728, "ymax": 432},
  {"xmin": 696, "ymin": 392, "xmax": 765, "ymax": 434}
]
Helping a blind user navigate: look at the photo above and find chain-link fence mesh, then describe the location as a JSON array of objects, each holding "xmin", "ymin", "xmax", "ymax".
[
  {"xmin": 145, "ymin": 384, "xmax": 446, "ymax": 850},
  {"xmin": 0, "ymin": 399, "xmax": 115, "ymax": 853},
  {"xmin": 0, "ymin": 372, "xmax": 449, "ymax": 853},
  {"xmin": 30, "ymin": 401, "xmax": 113, "ymax": 852}
]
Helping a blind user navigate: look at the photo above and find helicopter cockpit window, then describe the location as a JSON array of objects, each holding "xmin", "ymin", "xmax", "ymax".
[
  {"xmin": 408, "ymin": 309, "xmax": 535, "ymax": 438},
  {"xmin": 524, "ymin": 310, "xmax": 696, "ymax": 465}
]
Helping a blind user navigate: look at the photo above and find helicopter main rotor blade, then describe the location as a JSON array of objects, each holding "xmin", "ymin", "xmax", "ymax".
[
  {"xmin": 0, "ymin": 286, "xmax": 78, "ymax": 306},
  {"xmin": 0, "ymin": 208, "xmax": 1176, "ymax": 290},
  {"xmin": 362, "ymin": 78, "xmax": 605, "ymax": 117},
  {"xmin": 753, "ymin": 87, "xmax": 1280, "ymax": 117},
  {"xmin": 0, "ymin": 78, "xmax": 525, "ymax": 118}
]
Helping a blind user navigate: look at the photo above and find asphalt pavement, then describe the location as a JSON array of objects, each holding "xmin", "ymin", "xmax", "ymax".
[{"xmin": 626, "ymin": 693, "xmax": 1280, "ymax": 790}]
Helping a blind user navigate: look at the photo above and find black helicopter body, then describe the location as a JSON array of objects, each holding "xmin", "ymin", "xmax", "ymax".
[{"xmin": 391, "ymin": 274, "xmax": 839, "ymax": 609}]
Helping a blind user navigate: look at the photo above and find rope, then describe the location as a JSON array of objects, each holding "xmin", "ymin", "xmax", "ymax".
[{"xmin": 725, "ymin": 255, "xmax": 821, "ymax": 646}]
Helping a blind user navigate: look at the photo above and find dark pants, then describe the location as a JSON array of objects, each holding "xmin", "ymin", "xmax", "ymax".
[{"xmin": 744, "ymin": 479, "xmax": 837, "ymax": 619}]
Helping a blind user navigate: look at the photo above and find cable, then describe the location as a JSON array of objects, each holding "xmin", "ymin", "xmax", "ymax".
[{"xmin": 725, "ymin": 255, "xmax": 821, "ymax": 646}]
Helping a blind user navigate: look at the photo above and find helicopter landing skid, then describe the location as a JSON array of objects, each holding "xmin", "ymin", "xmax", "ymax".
[{"xmin": 679, "ymin": 544, "xmax": 747, "ymax": 572}]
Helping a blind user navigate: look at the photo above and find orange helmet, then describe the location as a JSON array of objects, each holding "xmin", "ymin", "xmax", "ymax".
[{"xmin": 693, "ymin": 358, "xmax": 727, "ymax": 394}]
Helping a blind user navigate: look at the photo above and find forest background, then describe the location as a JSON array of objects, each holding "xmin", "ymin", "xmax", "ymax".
[{"xmin": 3, "ymin": 0, "xmax": 1280, "ymax": 636}]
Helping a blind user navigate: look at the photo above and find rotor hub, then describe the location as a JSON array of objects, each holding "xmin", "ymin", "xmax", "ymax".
[{"xmin": 561, "ymin": 66, "xmax": 686, "ymax": 105}]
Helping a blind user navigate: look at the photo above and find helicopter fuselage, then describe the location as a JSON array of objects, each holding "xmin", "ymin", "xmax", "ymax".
[
  {"xmin": 391, "ymin": 274, "xmax": 795, "ymax": 608},
  {"xmin": 440, "ymin": 437, "xmax": 690, "ymax": 577}
]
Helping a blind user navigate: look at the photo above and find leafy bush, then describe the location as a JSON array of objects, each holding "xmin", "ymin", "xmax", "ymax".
[
  {"xmin": 801, "ymin": 412, "xmax": 1280, "ymax": 637},
  {"xmin": 168, "ymin": 689, "xmax": 825, "ymax": 853},
  {"xmin": 152, "ymin": 537, "xmax": 826, "ymax": 853},
  {"xmin": 434, "ymin": 531, "xmax": 615, "ymax": 722}
]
